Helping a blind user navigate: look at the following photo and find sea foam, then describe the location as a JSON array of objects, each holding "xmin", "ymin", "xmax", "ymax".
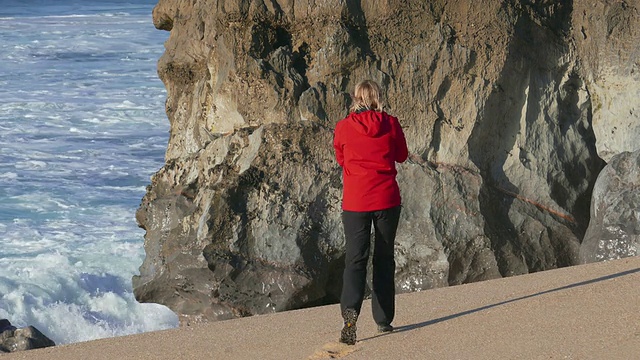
[{"xmin": 0, "ymin": 0, "xmax": 179, "ymax": 345}]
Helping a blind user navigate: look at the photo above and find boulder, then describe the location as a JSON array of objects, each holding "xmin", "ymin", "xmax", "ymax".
[
  {"xmin": 580, "ymin": 150, "xmax": 640, "ymax": 263},
  {"xmin": 0, "ymin": 319, "xmax": 16, "ymax": 334},
  {"xmin": 0, "ymin": 319, "xmax": 55, "ymax": 353}
]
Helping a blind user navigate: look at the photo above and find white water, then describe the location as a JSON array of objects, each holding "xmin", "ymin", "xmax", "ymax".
[{"xmin": 0, "ymin": 0, "xmax": 179, "ymax": 345}]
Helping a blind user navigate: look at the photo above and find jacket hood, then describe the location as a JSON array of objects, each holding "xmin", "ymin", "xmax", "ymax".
[{"xmin": 348, "ymin": 110, "xmax": 388, "ymax": 137}]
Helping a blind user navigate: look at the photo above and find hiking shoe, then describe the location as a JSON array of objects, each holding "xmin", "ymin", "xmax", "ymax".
[
  {"xmin": 339, "ymin": 308, "xmax": 358, "ymax": 345},
  {"xmin": 377, "ymin": 324, "xmax": 394, "ymax": 333}
]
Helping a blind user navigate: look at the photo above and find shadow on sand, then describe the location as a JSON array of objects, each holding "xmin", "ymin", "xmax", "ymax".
[{"xmin": 360, "ymin": 267, "xmax": 640, "ymax": 341}]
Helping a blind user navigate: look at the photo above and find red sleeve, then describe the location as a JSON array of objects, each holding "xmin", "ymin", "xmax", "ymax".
[
  {"xmin": 333, "ymin": 121, "xmax": 344, "ymax": 167},
  {"xmin": 392, "ymin": 116, "xmax": 408, "ymax": 163}
]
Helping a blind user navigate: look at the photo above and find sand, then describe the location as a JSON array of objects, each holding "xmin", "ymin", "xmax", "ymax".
[{"xmin": 3, "ymin": 256, "xmax": 639, "ymax": 359}]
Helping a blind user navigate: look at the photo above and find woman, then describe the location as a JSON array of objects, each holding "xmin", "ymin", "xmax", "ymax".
[{"xmin": 333, "ymin": 80, "xmax": 408, "ymax": 345}]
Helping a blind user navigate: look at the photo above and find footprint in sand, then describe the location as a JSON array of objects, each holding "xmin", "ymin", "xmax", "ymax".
[{"xmin": 308, "ymin": 342, "xmax": 359, "ymax": 359}]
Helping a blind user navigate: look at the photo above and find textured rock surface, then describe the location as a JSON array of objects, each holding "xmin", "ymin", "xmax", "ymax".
[
  {"xmin": 0, "ymin": 319, "xmax": 55, "ymax": 353},
  {"xmin": 580, "ymin": 150, "xmax": 640, "ymax": 262},
  {"xmin": 572, "ymin": 1, "xmax": 640, "ymax": 161},
  {"xmin": 132, "ymin": 0, "xmax": 639, "ymax": 323}
]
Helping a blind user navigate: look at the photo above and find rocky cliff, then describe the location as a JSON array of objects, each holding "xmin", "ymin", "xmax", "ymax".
[{"xmin": 132, "ymin": 0, "xmax": 640, "ymax": 324}]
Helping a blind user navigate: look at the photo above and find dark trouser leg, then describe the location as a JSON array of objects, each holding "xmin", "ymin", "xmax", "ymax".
[
  {"xmin": 340, "ymin": 210, "xmax": 372, "ymax": 315},
  {"xmin": 371, "ymin": 205, "xmax": 401, "ymax": 325}
]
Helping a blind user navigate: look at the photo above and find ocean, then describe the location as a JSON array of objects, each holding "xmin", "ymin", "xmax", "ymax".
[{"xmin": 0, "ymin": 0, "xmax": 179, "ymax": 345}]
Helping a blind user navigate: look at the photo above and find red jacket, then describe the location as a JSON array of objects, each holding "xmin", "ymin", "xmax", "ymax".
[{"xmin": 333, "ymin": 110, "xmax": 408, "ymax": 211}]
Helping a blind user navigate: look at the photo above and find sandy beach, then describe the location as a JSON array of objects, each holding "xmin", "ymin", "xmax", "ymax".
[{"xmin": 3, "ymin": 256, "xmax": 639, "ymax": 359}]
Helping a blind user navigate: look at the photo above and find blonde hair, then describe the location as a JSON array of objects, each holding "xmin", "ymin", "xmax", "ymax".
[{"xmin": 350, "ymin": 80, "xmax": 383, "ymax": 113}]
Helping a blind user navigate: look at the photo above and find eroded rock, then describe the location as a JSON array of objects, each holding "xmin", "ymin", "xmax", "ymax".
[
  {"xmin": 132, "ymin": 0, "xmax": 637, "ymax": 323},
  {"xmin": 573, "ymin": 1, "xmax": 640, "ymax": 162},
  {"xmin": 580, "ymin": 150, "xmax": 640, "ymax": 263}
]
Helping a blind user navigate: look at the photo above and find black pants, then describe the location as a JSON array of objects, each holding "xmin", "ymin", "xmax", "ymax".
[{"xmin": 340, "ymin": 205, "xmax": 401, "ymax": 326}]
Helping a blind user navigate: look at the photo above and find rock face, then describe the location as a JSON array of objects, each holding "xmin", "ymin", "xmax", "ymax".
[
  {"xmin": 572, "ymin": 1, "xmax": 640, "ymax": 162},
  {"xmin": 133, "ymin": 0, "xmax": 639, "ymax": 323},
  {"xmin": 0, "ymin": 319, "xmax": 55, "ymax": 353},
  {"xmin": 580, "ymin": 150, "xmax": 640, "ymax": 263}
]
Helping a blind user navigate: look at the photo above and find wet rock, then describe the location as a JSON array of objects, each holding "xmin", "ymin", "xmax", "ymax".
[
  {"xmin": 580, "ymin": 150, "xmax": 640, "ymax": 263},
  {"xmin": 0, "ymin": 320, "xmax": 55, "ymax": 353}
]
